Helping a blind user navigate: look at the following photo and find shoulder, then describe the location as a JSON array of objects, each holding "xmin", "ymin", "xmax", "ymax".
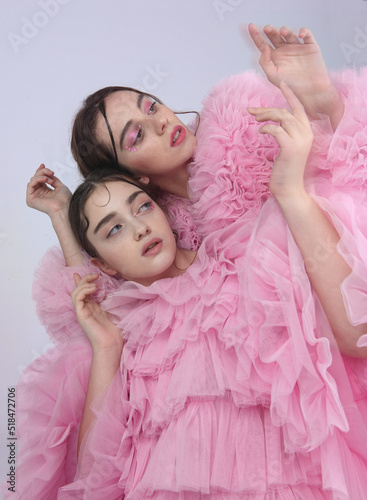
[{"xmin": 200, "ymin": 71, "xmax": 284, "ymax": 118}]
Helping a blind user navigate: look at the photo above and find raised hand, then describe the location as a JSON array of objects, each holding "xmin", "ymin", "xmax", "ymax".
[
  {"xmin": 71, "ymin": 273, "xmax": 123, "ymax": 352},
  {"xmin": 26, "ymin": 164, "xmax": 84, "ymax": 266},
  {"xmin": 26, "ymin": 164, "xmax": 72, "ymax": 218},
  {"xmin": 72, "ymin": 273, "xmax": 124, "ymax": 456},
  {"xmin": 247, "ymin": 24, "xmax": 343, "ymax": 128},
  {"xmin": 250, "ymin": 82, "xmax": 367, "ymax": 358},
  {"xmin": 248, "ymin": 82, "xmax": 313, "ymax": 199}
]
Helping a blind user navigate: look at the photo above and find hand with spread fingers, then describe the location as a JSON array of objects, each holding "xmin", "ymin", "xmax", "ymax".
[
  {"xmin": 249, "ymin": 81, "xmax": 313, "ymax": 200},
  {"xmin": 247, "ymin": 23, "xmax": 344, "ymax": 129}
]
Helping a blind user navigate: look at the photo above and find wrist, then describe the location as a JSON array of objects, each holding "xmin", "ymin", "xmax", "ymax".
[
  {"xmin": 50, "ymin": 206, "xmax": 70, "ymax": 227},
  {"xmin": 273, "ymin": 187, "xmax": 310, "ymax": 211},
  {"xmin": 92, "ymin": 337, "xmax": 124, "ymax": 357},
  {"xmin": 51, "ymin": 209, "xmax": 84, "ymax": 267},
  {"xmin": 270, "ymin": 173, "xmax": 308, "ymax": 202},
  {"xmin": 316, "ymin": 86, "xmax": 342, "ymax": 114},
  {"xmin": 305, "ymin": 86, "xmax": 344, "ymax": 129}
]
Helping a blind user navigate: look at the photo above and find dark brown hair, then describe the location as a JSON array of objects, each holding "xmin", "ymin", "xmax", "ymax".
[
  {"xmin": 70, "ymin": 86, "xmax": 200, "ymax": 179},
  {"xmin": 71, "ymin": 87, "xmax": 163, "ymax": 178},
  {"xmin": 69, "ymin": 168, "xmax": 157, "ymax": 259}
]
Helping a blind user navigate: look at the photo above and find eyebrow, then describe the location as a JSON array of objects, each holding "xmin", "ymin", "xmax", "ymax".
[
  {"xmin": 94, "ymin": 211, "xmax": 117, "ymax": 235},
  {"xmin": 127, "ymin": 189, "xmax": 145, "ymax": 204},
  {"xmin": 93, "ymin": 189, "xmax": 145, "ymax": 234},
  {"xmin": 118, "ymin": 93, "xmax": 145, "ymax": 150}
]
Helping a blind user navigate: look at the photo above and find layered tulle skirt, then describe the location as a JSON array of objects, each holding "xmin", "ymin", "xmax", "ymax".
[{"xmin": 60, "ymin": 205, "xmax": 367, "ymax": 499}]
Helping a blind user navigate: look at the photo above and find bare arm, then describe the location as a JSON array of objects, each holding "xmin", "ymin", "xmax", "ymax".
[
  {"xmin": 249, "ymin": 83, "xmax": 367, "ymax": 358},
  {"xmin": 26, "ymin": 165, "xmax": 83, "ymax": 266},
  {"xmin": 247, "ymin": 24, "xmax": 344, "ymax": 131},
  {"xmin": 71, "ymin": 273, "xmax": 124, "ymax": 457}
]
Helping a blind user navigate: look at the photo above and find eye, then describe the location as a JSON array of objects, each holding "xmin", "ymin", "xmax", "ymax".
[
  {"xmin": 128, "ymin": 101, "xmax": 158, "ymax": 149},
  {"xmin": 148, "ymin": 102, "xmax": 157, "ymax": 114},
  {"xmin": 132, "ymin": 126, "xmax": 143, "ymax": 146},
  {"xmin": 135, "ymin": 200, "xmax": 154, "ymax": 216},
  {"xmin": 107, "ymin": 224, "xmax": 123, "ymax": 238},
  {"xmin": 144, "ymin": 98, "xmax": 157, "ymax": 115}
]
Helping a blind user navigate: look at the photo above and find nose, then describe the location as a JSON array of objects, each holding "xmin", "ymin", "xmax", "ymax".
[
  {"xmin": 133, "ymin": 219, "xmax": 151, "ymax": 241},
  {"xmin": 153, "ymin": 109, "xmax": 168, "ymax": 135}
]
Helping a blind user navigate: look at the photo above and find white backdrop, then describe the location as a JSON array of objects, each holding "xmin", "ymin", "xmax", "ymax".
[{"xmin": 2, "ymin": 0, "xmax": 367, "ymax": 493}]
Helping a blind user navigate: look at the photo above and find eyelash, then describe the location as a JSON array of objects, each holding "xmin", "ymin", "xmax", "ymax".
[
  {"xmin": 107, "ymin": 224, "xmax": 123, "ymax": 238},
  {"xmin": 132, "ymin": 101, "xmax": 157, "ymax": 146},
  {"xmin": 106, "ymin": 200, "xmax": 154, "ymax": 238},
  {"xmin": 148, "ymin": 101, "xmax": 157, "ymax": 114},
  {"xmin": 136, "ymin": 200, "xmax": 154, "ymax": 214}
]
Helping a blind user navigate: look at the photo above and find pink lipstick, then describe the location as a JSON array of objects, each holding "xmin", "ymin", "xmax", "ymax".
[
  {"xmin": 171, "ymin": 126, "xmax": 186, "ymax": 147},
  {"xmin": 142, "ymin": 239, "xmax": 163, "ymax": 256}
]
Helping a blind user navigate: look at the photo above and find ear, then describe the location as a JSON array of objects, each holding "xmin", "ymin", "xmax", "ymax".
[
  {"xmin": 90, "ymin": 257, "xmax": 119, "ymax": 276},
  {"xmin": 137, "ymin": 176, "xmax": 150, "ymax": 185}
]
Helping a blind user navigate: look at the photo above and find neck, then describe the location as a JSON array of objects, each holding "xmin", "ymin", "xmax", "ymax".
[
  {"xmin": 150, "ymin": 164, "xmax": 190, "ymax": 199},
  {"xmin": 134, "ymin": 248, "xmax": 197, "ymax": 287},
  {"xmin": 172, "ymin": 248, "xmax": 197, "ymax": 273}
]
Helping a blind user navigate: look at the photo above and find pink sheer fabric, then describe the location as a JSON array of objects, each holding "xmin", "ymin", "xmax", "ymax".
[
  {"xmin": 62, "ymin": 213, "xmax": 367, "ymax": 498},
  {"xmin": 5, "ymin": 69, "xmax": 367, "ymax": 498}
]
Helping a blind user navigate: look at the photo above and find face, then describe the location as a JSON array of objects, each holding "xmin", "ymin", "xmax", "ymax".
[
  {"xmin": 85, "ymin": 181, "xmax": 180, "ymax": 286},
  {"xmin": 94, "ymin": 91, "xmax": 198, "ymax": 181}
]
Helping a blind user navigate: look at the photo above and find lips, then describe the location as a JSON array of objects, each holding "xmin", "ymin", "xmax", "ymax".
[
  {"xmin": 142, "ymin": 239, "xmax": 163, "ymax": 256},
  {"xmin": 170, "ymin": 126, "xmax": 186, "ymax": 147}
]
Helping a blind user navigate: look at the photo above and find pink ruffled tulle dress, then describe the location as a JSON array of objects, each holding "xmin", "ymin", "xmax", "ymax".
[{"xmin": 4, "ymin": 69, "xmax": 367, "ymax": 499}]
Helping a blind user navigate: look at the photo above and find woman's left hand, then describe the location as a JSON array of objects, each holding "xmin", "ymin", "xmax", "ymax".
[
  {"xmin": 26, "ymin": 164, "xmax": 72, "ymax": 219},
  {"xmin": 247, "ymin": 24, "xmax": 344, "ymax": 128},
  {"xmin": 248, "ymin": 82, "xmax": 313, "ymax": 200},
  {"xmin": 71, "ymin": 273, "xmax": 123, "ymax": 353}
]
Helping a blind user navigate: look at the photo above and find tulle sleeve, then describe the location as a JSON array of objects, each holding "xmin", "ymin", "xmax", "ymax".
[
  {"xmin": 2, "ymin": 340, "xmax": 92, "ymax": 500},
  {"xmin": 32, "ymin": 246, "xmax": 120, "ymax": 345},
  {"xmin": 309, "ymin": 68, "xmax": 367, "ymax": 342},
  {"xmin": 2, "ymin": 247, "xmax": 123, "ymax": 498},
  {"xmin": 187, "ymin": 71, "xmax": 334, "ymax": 239},
  {"xmin": 325, "ymin": 67, "xmax": 367, "ymax": 189},
  {"xmin": 57, "ymin": 365, "xmax": 129, "ymax": 500},
  {"xmin": 313, "ymin": 189, "xmax": 367, "ymax": 347}
]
